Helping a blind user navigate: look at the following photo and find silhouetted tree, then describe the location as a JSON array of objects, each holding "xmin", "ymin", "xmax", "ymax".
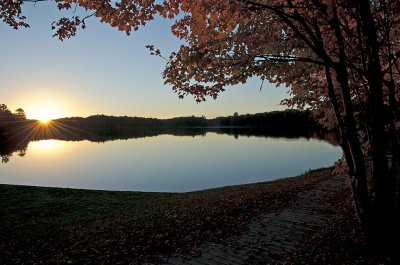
[
  {"xmin": 0, "ymin": 104, "xmax": 12, "ymax": 116},
  {"xmin": 14, "ymin": 108, "xmax": 26, "ymax": 119}
]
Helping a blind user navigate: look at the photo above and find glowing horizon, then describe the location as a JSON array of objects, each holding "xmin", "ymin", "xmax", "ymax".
[{"xmin": 26, "ymin": 103, "xmax": 68, "ymax": 122}]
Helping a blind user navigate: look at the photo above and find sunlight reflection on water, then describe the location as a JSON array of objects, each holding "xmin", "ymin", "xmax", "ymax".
[{"xmin": 29, "ymin": 139, "xmax": 66, "ymax": 152}]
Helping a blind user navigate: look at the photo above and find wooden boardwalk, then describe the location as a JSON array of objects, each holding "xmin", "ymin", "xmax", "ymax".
[{"xmin": 163, "ymin": 176, "xmax": 345, "ymax": 265}]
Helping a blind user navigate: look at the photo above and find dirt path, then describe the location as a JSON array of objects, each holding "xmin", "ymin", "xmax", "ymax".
[{"xmin": 163, "ymin": 175, "xmax": 345, "ymax": 265}]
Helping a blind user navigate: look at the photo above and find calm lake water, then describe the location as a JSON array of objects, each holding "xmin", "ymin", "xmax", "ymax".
[{"xmin": 0, "ymin": 132, "xmax": 342, "ymax": 192}]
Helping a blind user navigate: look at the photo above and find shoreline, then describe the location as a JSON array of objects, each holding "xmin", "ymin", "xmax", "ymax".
[{"xmin": 0, "ymin": 167, "xmax": 330, "ymax": 194}]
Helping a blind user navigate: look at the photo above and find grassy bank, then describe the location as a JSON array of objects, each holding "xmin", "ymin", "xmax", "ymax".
[{"xmin": 1, "ymin": 168, "xmax": 336, "ymax": 264}]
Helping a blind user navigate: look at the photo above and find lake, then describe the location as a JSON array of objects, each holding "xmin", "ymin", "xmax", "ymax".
[{"xmin": 0, "ymin": 132, "xmax": 342, "ymax": 192}]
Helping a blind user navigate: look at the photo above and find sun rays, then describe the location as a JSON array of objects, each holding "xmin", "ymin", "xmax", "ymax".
[
  {"xmin": 26, "ymin": 102, "xmax": 69, "ymax": 123},
  {"xmin": 0, "ymin": 117, "xmax": 90, "ymax": 159}
]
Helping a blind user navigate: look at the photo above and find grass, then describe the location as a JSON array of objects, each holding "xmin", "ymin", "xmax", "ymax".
[{"xmin": 1, "ymin": 168, "xmax": 334, "ymax": 264}]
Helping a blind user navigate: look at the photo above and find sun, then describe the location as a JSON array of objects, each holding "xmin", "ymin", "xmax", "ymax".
[
  {"xmin": 27, "ymin": 103, "xmax": 67, "ymax": 123},
  {"xmin": 30, "ymin": 109, "xmax": 57, "ymax": 123}
]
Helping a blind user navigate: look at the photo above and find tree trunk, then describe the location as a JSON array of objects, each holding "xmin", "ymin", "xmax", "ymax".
[
  {"xmin": 357, "ymin": 0, "xmax": 399, "ymax": 259},
  {"xmin": 330, "ymin": 7, "xmax": 370, "ymax": 227}
]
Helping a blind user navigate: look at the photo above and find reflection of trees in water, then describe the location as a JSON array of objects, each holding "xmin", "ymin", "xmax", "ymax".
[
  {"xmin": 208, "ymin": 127, "xmax": 339, "ymax": 146},
  {"xmin": 0, "ymin": 120, "xmax": 338, "ymax": 163},
  {"xmin": 1, "ymin": 148, "xmax": 27, "ymax": 163},
  {"xmin": 0, "ymin": 132, "xmax": 28, "ymax": 163}
]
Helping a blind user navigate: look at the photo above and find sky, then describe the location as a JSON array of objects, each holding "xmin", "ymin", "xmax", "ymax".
[{"xmin": 0, "ymin": 2, "xmax": 290, "ymax": 120}]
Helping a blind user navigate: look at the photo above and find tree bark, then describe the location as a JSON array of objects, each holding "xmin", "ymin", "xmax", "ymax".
[
  {"xmin": 357, "ymin": 0, "xmax": 399, "ymax": 258},
  {"xmin": 331, "ymin": 7, "xmax": 370, "ymax": 226}
]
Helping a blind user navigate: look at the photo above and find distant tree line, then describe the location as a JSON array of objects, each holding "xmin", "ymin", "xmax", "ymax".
[
  {"xmin": 1, "ymin": 105, "xmax": 326, "ymax": 162},
  {"xmin": 0, "ymin": 104, "xmax": 27, "ymax": 136},
  {"xmin": 209, "ymin": 110, "xmax": 318, "ymax": 129},
  {"xmin": 0, "ymin": 104, "xmax": 26, "ymax": 121},
  {"xmin": 48, "ymin": 109, "xmax": 317, "ymax": 139},
  {"xmin": 1, "ymin": 106, "xmax": 319, "ymax": 141},
  {"xmin": 47, "ymin": 115, "xmax": 209, "ymax": 140},
  {"xmin": 0, "ymin": 104, "xmax": 28, "ymax": 162}
]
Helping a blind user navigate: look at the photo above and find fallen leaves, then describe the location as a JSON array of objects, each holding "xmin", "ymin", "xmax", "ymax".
[{"xmin": 0, "ymin": 169, "xmax": 334, "ymax": 264}]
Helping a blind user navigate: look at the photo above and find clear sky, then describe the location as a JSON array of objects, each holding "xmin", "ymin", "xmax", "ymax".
[{"xmin": 0, "ymin": 2, "xmax": 289, "ymax": 120}]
